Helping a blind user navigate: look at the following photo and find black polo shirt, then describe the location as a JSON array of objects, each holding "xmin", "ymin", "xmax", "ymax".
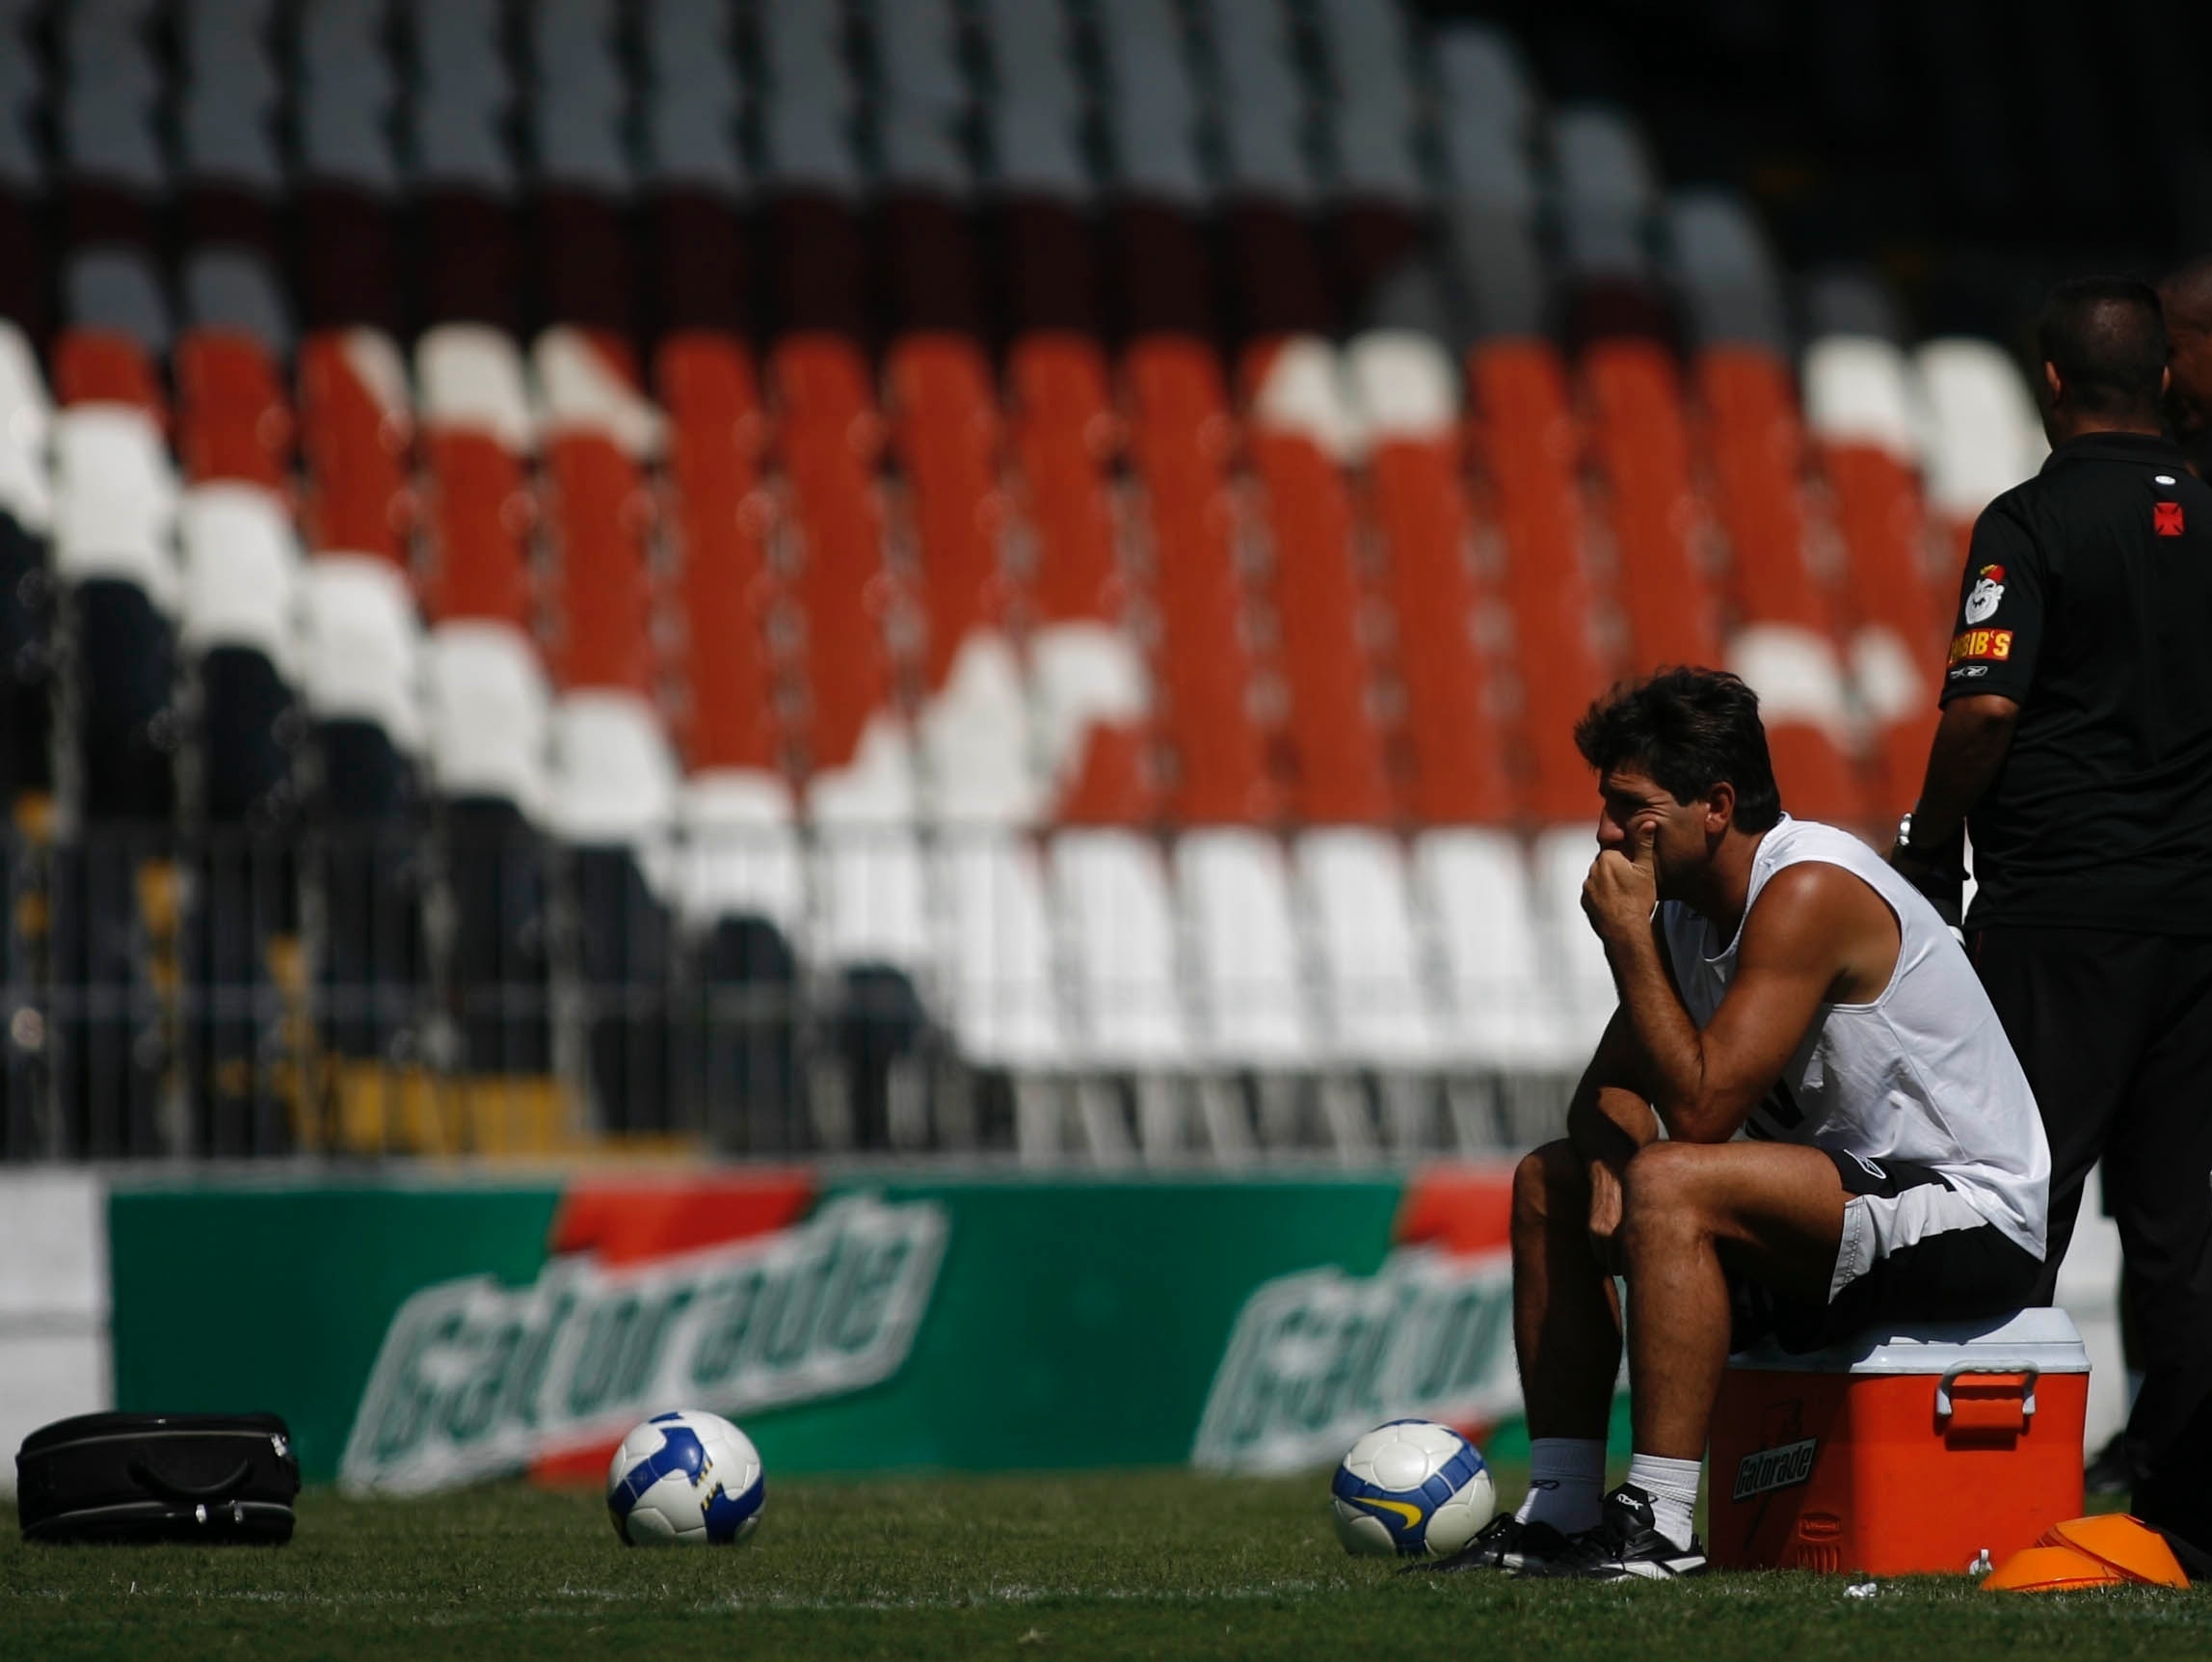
[{"xmin": 1941, "ymin": 431, "xmax": 2212, "ymax": 932}]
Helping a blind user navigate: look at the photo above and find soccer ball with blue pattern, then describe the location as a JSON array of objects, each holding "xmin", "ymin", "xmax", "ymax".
[
  {"xmin": 605, "ymin": 1410, "xmax": 765, "ymax": 1546},
  {"xmin": 1330, "ymin": 1420, "xmax": 1495, "ymax": 1557}
]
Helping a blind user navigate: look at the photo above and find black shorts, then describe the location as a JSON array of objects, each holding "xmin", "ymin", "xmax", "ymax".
[{"xmin": 1728, "ymin": 1149, "xmax": 2045, "ymax": 1355}]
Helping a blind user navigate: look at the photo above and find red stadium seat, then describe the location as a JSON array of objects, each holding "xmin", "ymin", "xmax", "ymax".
[
  {"xmin": 175, "ymin": 331, "xmax": 293, "ymax": 490},
  {"xmin": 768, "ymin": 334, "xmax": 898, "ymax": 777},
  {"xmin": 1693, "ymin": 346, "xmax": 1871, "ymax": 825},
  {"xmin": 1822, "ymin": 441, "xmax": 1943, "ymax": 807},
  {"xmin": 1349, "ymin": 335, "xmax": 1515, "ymax": 824},
  {"xmin": 1581, "ymin": 339, "xmax": 1725, "ymax": 669},
  {"xmin": 1122, "ymin": 335, "xmax": 1274, "ymax": 826},
  {"xmin": 53, "ymin": 330, "xmax": 164, "ymax": 416},
  {"xmin": 542, "ymin": 435, "xmax": 654, "ymax": 694},
  {"xmin": 1465, "ymin": 340, "xmax": 1610, "ymax": 821},
  {"xmin": 883, "ymin": 334, "xmax": 1006, "ymax": 692},
  {"xmin": 1239, "ymin": 338, "xmax": 1393, "ymax": 826},
  {"xmin": 416, "ymin": 325, "xmax": 538, "ymax": 630},
  {"xmin": 1009, "ymin": 335, "xmax": 1122, "ymax": 626},
  {"xmin": 298, "ymin": 328, "xmax": 414, "ymax": 566},
  {"xmin": 1007, "ymin": 334, "xmax": 1155, "ymax": 825},
  {"xmin": 537, "ymin": 329, "xmax": 660, "ymax": 698},
  {"xmin": 655, "ymin": 332, "xmax": 780, "ymax": 775},
  {"xmin": 419, "ymin": 432, "xmax": 534, "ymax": 628}
]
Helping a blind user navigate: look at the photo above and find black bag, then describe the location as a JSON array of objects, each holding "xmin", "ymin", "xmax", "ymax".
[{"xmin": 14, "ymin": 1411, "xmax": 301, "ymax": 1544}]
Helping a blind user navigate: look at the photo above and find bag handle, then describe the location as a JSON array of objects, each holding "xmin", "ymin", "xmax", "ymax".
[{"xmin": 128, "ymin": 1455, "xmax": 255, "ymax": 1505}]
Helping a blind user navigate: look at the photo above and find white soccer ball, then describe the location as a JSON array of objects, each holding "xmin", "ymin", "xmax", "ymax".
[
  {"xmin": 1330, "ymin": 1419, "xmax": 1495, "ymax": 1558},
  {"xmin": 605, "ymin": 1409, "xmax": 766, "ymax": 1546}
]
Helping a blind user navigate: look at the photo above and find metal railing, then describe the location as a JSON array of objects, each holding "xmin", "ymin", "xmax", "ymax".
[{"xmin": 0, "ymin": 822, "xmax": 1574, "ymax": 1165}]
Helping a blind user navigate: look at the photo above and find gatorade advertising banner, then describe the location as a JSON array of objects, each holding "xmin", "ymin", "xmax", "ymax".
[
  {"xmin": 105, "ymin": 1166, "xmax": 1519, "ymax": 1491},
  {"xmin": 1192, "ymin": 1168, "xmax": 1520, "ymax": 1474},
  {"xmin": 344, "ymin": 1193, "xmax": 949, "ymax": 1494}
]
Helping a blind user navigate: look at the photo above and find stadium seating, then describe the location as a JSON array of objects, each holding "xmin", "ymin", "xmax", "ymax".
[
  {"xmin": 0, "ymin": 0, "xmax": 2055, "ymax": 1165},
  {"xmin": 1803, "ymin": 334, "xmax": 1944, "ymax": 810}
]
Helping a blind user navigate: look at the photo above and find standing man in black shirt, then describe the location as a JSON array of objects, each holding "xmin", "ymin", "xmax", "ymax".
[{"xmin": 1892, "ymin": 277, "xmax": 2212, "ymax": 1565}]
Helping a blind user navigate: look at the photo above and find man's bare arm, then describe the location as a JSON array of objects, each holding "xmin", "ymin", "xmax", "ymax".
[
  {"xmin": 1901, "ymin": 694, "xmax": 2019, "ymax": 850},
  {"xmin": 1584, "ymin": 834, "xmax": 1873, "ymax": 1144},
  {"xmin": 1565, "ymin": 1006, "xmax": 1659, "ymax": 1170},
  {"xmin": 1564, "ymin": 1005, "xmax": 1658, "ymax": 1269}
]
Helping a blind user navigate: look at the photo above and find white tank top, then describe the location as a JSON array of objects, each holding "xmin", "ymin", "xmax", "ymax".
[{"xmin": 1659, "ymin": 816, "xmax": 2049, "ymax": 1258}]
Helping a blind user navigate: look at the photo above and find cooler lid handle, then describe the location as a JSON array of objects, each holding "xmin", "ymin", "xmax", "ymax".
[{"xmin": 1935, "ymin": 1362, "xmax": 2039, "ymax": 1422}]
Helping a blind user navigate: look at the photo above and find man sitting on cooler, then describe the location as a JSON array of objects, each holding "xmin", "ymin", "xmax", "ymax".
[{"xmin": 1440, "ymin": 667, "xmax": 2049, "ymax": 1580}]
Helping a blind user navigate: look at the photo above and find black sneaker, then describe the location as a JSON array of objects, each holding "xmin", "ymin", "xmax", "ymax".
[
  {"xmin": 1523, "ymin": 1484, "xmax": 1707, "ymax": 1580},
  {"xmin": 1405, "ymin": 1512, "xmax": 1575, "ymax": 1575}
]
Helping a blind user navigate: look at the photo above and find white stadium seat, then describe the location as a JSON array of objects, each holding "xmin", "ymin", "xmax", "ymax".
[
  {"xmin": 1245, "ymin": 334, "xmax": 1364, "ymax": 462},
  {"xmin": 918, "ymin": 631, "xmax": 1041, "ymax": 828},
  {"xmin": 1345, "ymin": 330, "xmax": 1459, "ymax": 440},
  {"xmin": 424, "ymin": 619, "xmax": 552, "ymax": 818},
  {"xmin": 1175, "ymin": 827, "xmax": 1313, "ymax": 1070},
  {"xmin": 176, "ymin": 482, "xmax": 302, "ymax": 676},
  {"xmin": 0, "ymin": 319, "xmax": 54, "ymax": 534},
  {"xmin": 1414, "ymin": 827, "xmax": 1575, "ymax": 1073},
  {"xmin": 678, "ymin": 768, "xmax": 806, "ymax": 936},
  {"xmin": 808, "ymin": 720, "xmax": 930, "ymax": 976},
  {"xmin": 1532, "ymin": 824, "xmax": 1614, "ymax": 1058},
  {"xmin": 298, "ymin": 553, "xmax": 425, "ymax": 755},
  {"xmin": 1726, "ymin": 622, "xmax": 1853, "ymax": 747},
  {"xmin": 1051, "ymin": 829, "xmax": 1190, "ymax": 1072},
  {"xmin": 1027, "ymin": 620, "xmax": 1149, "ymax": 809},
  {"xmin": 934, "ymin": 834, "xmax": 1067, "ymax": 1072},
  {"xmin": 53, "ymin": 407, "xmax": 179, "ymax": 607},
  {"xmin": 1801, "ymin": 335, "xmax": 1919, "ymax": 462},
  {"xmin": 1294, "ymin": 828, "xmax": 1439, "ymax": 1069},
  {"xmin": 416, "ymin": 324, "xmax": 536, "ymax": 450},
  {"xmin": 547, "ymin": 688, "xmax": 679, "ymax": 853},
  {"xmin": 532, "ymin": 326, "xmax": 664, "ymax": 458},
  {"xmin": 1914, "ymin": 336, "xmax": 2047, "ymax": 523}
]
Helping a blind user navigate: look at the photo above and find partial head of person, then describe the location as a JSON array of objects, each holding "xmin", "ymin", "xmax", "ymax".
[
  {"xmin": 2036, "ymin": 276, "xmax": 2169, "ymax": 444},
  {"xmin": 2158, "ymin": 255, "xmax": 2212, "ymax": 447},
  {"xmin": 1573, "ymin": 667, "xmax": 1783, "ymax": 899}
]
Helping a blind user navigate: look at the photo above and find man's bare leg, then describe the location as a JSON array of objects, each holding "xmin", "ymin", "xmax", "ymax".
[
  {"xmin": 1617, "ymin": 1139, "xmax": 1849, "ymax": 1459},
  {"xmin": 1517, "ymin": 1139, "xmax": 1852, "ymax": 1572},
  {"xmin": 1512, "ymin": 1139, "xmax": 1624, "ymax": 1439}
]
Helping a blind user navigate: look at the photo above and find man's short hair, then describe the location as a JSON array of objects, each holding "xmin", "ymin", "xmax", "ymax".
[
  {"xmin": 2038, "ymin": 277, "xmax": 2167, "ymax": 417},
  {"xmin": 1573, "ymin": 667, "xmax": 1784, "ymax": 833}
]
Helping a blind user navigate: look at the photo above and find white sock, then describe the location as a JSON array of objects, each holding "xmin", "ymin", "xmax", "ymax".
[
  {"xmin": 1625, "ymin": 1452, "xmax": 1702, "ymax": 1551},
  {"xmin": 1514, "ymin": 1437, "xmax": 1606, "ymax": 1535}
]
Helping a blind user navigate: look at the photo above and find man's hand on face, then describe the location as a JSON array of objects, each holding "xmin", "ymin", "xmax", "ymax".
[{"xmin": 1583, "ymin": 817, "xmax": 1659, "ymax": 945}]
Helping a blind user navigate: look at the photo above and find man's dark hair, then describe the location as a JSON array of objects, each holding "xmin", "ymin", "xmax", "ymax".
[
  {"xmin": 1573, "ymin": 667, "xmax": 1783, "ymax": 833},
  {"xmin": 2038, "ymin": 277, "xmax": 2167, "ymax": 417}
]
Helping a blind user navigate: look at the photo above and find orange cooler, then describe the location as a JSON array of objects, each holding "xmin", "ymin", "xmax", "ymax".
[{"xmin": 1709, "ymin": 1309, "xmax": 2089, "ymax": 1575}]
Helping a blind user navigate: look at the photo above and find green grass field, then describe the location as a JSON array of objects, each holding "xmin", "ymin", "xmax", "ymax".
[{"xmin": 4, "ymin": 1471, "xmax": 2206, "ymax": 1661}]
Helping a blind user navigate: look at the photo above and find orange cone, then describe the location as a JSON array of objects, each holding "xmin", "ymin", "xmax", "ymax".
[
  {"xmin": 2037, "ymin": 1515, "xmax": 2190, "ymax": 1589},
  {"xmin": 1982, "ymin": 1544, "xmax": 2126, "ymax": 1592}
]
